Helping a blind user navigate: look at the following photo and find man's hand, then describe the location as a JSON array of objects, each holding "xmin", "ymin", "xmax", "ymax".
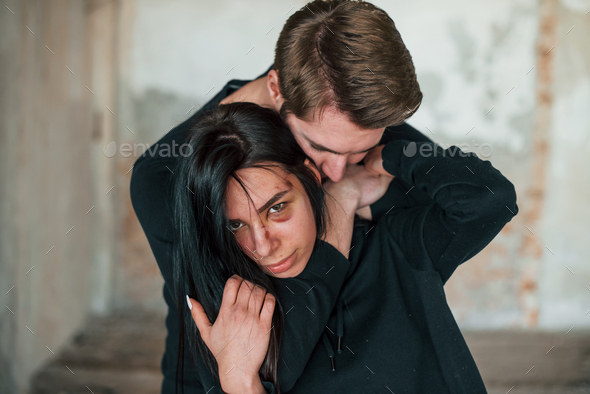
[
  {"xmin": 363, "ymin": 144, "xmax": 389, "ymax": 177},
  {"xmin": 187, "ymin": 275, "xmax": 275, "ymax": 394},
  {"xmin": 356, "ymin": 145, "xmax": 394, "ymax": 220},
  {"xmin": 324, "ymin": 153, "xmax": 393, "ymax": 211},
  {"xmin": 321, "ymin": 151, "xmax": 393, "ymax": 253},
  {"xmin": 355, "ymin": 205, "xmax": 372, "ymax": 221}
]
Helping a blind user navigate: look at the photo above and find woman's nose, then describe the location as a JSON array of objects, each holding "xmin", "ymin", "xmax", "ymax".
[{"xmin": 252, "ymin": 222, "xmax": 271, "ymax": 258}]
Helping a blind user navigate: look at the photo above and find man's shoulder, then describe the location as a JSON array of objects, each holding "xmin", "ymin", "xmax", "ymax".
[
  {"xmin": 129, "ymin": 145, "xmax": 178, "ymax": 238},
  {"xmin": 129, "ymin": 82, "xmax": 223, "ymax": 202},
  {"xmin": 129, "ymin": 116, "xmax": 190, "ymax": 195},
  {"xmin": 128, "ymin": 110, "xmax": 198, "ymax": 237}
]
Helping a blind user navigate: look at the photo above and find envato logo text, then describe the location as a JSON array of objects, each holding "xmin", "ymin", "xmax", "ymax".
[
  {"xmin": 103, "ymin": 141, "xmax": 193, "ymax": 158},
  {"xmin": 402, "ymin": 141, "xmax": 493, "ymax": 159}
]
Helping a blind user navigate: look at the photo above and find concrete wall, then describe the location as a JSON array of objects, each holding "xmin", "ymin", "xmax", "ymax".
[
  {"xmin": 0, "ymin": 0, "xmax": 120, "ymax": 392},
  {"xmin": 119, "ymin": 0, "xmax": 590, "ymax": 329}
]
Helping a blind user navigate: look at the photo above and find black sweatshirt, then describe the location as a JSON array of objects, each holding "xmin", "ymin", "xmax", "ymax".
[
  {"xmin": 129, "ymin": 66, "xmax": 515, "ymax": 393},
  {"xmin": 189, "ymin": 140, "xmax": 518, "ymax": 394}
]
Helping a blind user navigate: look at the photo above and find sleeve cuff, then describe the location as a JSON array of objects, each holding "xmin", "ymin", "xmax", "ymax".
[{"xmin": 262, "ymin": 380, "xmax": 276, "ymax": 394}]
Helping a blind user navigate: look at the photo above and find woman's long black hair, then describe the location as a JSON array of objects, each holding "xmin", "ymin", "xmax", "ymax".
[{"xmin": 172, "ymin": 102, "xmax": 327, "ymax": 393}]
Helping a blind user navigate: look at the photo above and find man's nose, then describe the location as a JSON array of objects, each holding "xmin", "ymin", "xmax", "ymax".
[
  {"xmin": 251, "ymin": 222, "xmax": 271, "ymax": 259},
  {"xmin": 322, "ymin": 156, "xmax": 348, "ymax": 183}
]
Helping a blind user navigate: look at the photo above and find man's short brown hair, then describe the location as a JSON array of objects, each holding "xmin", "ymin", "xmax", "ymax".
[{"xmin": 274, "ymin": 0, "xmax": 422, "ymax": 129}]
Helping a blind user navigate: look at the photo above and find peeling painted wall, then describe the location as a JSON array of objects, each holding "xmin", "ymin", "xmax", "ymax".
[{"xmin": 537, "ymin": 0, "xmax": 590, "ymax": 328}]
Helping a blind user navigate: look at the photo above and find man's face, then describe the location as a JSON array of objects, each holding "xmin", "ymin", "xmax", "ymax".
[{"xmin": 284, "ymin": 107, "xmax": 385, "ymax": 182}]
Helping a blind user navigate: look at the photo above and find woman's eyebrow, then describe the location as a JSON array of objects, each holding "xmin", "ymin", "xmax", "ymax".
[
  {"xmin": 227, "ymin": 189, "xmax": 291, "ymax": 224},
  {"xmin": 256, "ymin": 189, "xmax": 290, "ymax": 214}
]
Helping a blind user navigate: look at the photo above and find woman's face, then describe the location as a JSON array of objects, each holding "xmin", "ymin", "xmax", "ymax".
[{"xmin": 225, "ymin": 162, "xmax": 319, "ymax": 278}]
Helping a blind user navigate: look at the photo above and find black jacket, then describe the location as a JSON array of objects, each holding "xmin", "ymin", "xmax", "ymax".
[
  {"xmin": 190, "ymin": 139, "xmax": 518, "ymax": 393},
  {"xmin": 130, "ymin": 66, "xmax": 516, "ymax": 393}
]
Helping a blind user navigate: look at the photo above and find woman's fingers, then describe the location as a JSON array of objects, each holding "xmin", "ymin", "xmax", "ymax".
[
  {"xmin": 259, "ymin": 293, "xmax": 275, "ymax": 327},
  {"xmin": 249, "ymin": 284, "xmax": 266, "ymax": 315},
  {"xmin": 220, "ymin": 275, "xmax": 243, "ymax": 309},
  {"xmin": 221, "ymin": 275, "xmax": 271, "ymax": 325},
  {"xmin": 236, "ymin": 278, "xmax": 255, "ymax": 308},
  {"xmin": 187, "ymin": 296, "xmax": 212, "ymax": 340},
  {"xmin": 193, "ymin": 277, "xmax": 275, "ymax": 387}
]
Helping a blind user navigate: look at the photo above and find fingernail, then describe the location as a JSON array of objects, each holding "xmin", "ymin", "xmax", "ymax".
[{"xmin": 186, "ymin": 295, "xmax": 192, "ymax": 311}]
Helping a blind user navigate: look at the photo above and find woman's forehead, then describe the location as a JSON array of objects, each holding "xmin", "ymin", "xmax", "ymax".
[{"xmin": 226, "ymin": 167, "xmax": 292, "ymax": 212}]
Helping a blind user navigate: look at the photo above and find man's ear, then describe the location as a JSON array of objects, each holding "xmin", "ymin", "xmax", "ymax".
[
  {"xmin": 304, "ymin": 158, "xmax": 322, "ymax": 184},
  {"xmin": 267, "ymin": 69, "xmax": 284, "ymax": 112}
]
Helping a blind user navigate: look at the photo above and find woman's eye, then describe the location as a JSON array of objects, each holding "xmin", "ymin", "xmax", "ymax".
[
  {"xmin": 229, "ymin": 222, "xmax": 243, "ymax": 231},
  {"xmin": 269, "ymin": 202, "xmax": 285, "ymax": 214}
]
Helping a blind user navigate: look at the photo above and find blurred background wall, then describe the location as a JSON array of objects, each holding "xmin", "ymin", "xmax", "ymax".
[
  {"xmin": 1, "ymin": 1, "xmax": 120, "ymax": 392},
  {"xmin": 1, "ymin": 0, "xmax": 589, "ymax": 392}
]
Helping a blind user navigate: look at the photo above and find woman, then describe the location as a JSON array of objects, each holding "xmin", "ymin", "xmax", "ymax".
[
  {"xmin": 174, "ymin": 102, "xmax": 518, "ymax": 393},
  {"xmin": 173, "ymin": 101, "xmax": 388, "ymax": 393}
]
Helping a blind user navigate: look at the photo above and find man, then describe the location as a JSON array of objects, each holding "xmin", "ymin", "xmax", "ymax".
[{"xmin": 130, "ymin": 1, "xmax": 432, "ymax": 392}]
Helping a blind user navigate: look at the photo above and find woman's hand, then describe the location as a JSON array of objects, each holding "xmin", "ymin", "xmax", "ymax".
[{"xmin": 187, "ymin": 275, "xmax": 275, "ymax": 394}]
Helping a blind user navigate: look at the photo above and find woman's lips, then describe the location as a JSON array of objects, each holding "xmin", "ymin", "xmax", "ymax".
[{"xmin": 264, "ymin": 250, "xmax": 297, "ymax": 274}]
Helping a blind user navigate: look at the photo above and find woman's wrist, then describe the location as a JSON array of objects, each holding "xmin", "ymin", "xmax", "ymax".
[
  {"xmin": 221, "ymin": 375, "xmax": 267, "ymax": 394},
  {"xmin": 244, "ymin": 378, "xmax": 268, "ymax": 394}
]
